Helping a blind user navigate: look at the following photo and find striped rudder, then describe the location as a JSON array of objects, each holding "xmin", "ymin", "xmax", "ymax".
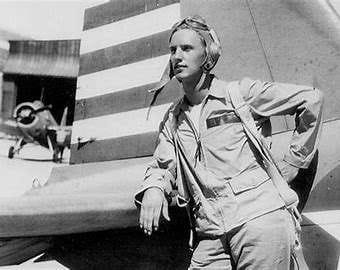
[{"xmin": 71, "ymin": 0, "xmax": 181, "ymax": 164}]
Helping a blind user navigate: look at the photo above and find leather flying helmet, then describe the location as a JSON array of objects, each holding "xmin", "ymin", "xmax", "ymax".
[
  {"xmin": 169, "ymin": 15, "xmax": 222, "ymax": 73},
  {"xmin": 147, "ymin": 15, "xmax": 221, "ymax": 115}
]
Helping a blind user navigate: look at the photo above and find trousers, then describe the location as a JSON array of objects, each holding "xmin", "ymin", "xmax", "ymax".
[{"xmin": 189, "ymin": 208, "xmax": 295, "ymax": 270}]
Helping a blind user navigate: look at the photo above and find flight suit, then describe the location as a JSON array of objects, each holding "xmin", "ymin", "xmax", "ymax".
[{"xmin": 135, "ymin": 76, "xmax": 323, "ymax": 269}]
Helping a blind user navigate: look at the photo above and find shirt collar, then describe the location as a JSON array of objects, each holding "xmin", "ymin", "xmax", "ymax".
[
  {"xmin": 207, "ymin": 75, "xmax": 227, "ymax": 99},
  {"xmin": 172, "ymin": 75, "xmax": 226, "ymax": 116}
]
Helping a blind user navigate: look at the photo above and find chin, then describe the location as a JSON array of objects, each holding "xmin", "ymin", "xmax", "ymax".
[
  {"xmin": 174, "ymin": 72, "xmax": 186, "ymax": 82},
  {"xmin": 176, "ymin": 71, "xmax": 203, "ymax": 84}
]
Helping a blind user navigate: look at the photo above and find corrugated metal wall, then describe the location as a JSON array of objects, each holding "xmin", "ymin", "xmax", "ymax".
[
  {"xmin": 4, "ymin": 40, "xmax": 80, "ymax": 78},
  {"xmin": 0, "ymin": 47, "xmax": 8, "ymax": 71},
  {"xmin": 0, "ymin": 44, "xmax": 9, "ymax": 117}
]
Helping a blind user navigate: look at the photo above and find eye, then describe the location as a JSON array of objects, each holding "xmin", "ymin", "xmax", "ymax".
[
  {"xmin": 169, "ymin": 46, "xmax": 176, "ymax": 54},
  {"xmin": 182, "ymin": 45, "xmax": 192, "ymax": 52}
]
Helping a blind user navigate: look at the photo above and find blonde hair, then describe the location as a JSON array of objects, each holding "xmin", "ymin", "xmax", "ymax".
[{"xmin": 169, "ymin": 15, "xmax": 221, "ymax": 72}]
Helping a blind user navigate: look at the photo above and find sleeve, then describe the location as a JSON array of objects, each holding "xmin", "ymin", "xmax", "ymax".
[
  {"xmin": 134, "ymin": 107, "xmax": 177, "ymax": 205},
  {"xmin": 240, "ymin": 78, "xmax": 324, "ymax": 169}
]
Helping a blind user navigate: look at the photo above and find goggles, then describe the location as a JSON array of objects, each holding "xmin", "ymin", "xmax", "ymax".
[{"xmin": 170, "ymin": 16, "xmax": 210, "ymax": 32}]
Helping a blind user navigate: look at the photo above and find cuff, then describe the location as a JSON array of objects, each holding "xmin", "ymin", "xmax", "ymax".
[
  {"xmin": 134, "ymin": 168, "xmax": 175, "ymax": 207},
  {"xmin": 134, "ymin": 185, "xmax": 164, "ymax": 207},
  {"xmin": 283, "ymin": 153, "xmax": 310, "ymax": 169}
]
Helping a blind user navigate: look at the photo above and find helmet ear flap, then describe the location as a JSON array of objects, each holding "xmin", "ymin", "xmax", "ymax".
[
  {"xmin": 202, "ymin": 29, "xmax": 221, "ymax": 72},
  {"xmin": 209, "ymin": 41, "xmax": 221, "ymax": 58}
]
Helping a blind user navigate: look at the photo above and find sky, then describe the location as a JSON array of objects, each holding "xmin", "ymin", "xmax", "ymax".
[{"xmin": 0, "ymin": 0, "xmax": 108, "ymax": 41}]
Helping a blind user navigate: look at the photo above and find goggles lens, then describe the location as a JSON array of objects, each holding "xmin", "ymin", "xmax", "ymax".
[{"xmin": 171, "ymin": 17, "xmax": 210, "ymax": 32}]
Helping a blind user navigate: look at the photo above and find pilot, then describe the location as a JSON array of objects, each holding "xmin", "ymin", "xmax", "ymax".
[{"xmin": 135, "ymin": 15, "xmax": 323, "ymax": 269}]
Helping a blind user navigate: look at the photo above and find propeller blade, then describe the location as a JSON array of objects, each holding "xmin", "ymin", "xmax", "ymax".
[
  {"xmin": 60, "ymin": 107, "xmax": 68, "ymax": 127},
  {"xmin": 46, "ymin": 135, "xmax": 54, "ymax": 153}
]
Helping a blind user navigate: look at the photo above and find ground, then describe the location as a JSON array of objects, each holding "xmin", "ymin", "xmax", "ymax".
[
  {"xmin": 0, "ymin": 136, "xmax": 70, "ymax": 269},
  {"xmin": 0, "ymin": 136, "xmax": 69, "ymax": 197}
]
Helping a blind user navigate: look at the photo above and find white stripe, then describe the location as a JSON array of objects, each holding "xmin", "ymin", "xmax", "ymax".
[
  {"xmin": 71, "ymin": 103, "xmax": 172, "ymax": 143},
  {"xmin": 80, "ymin": 3, "xmax": 180, "ymax": 54},
  {"xmin": 76, "ymin": 54, "xmax": 170, "ymax": 100},
  {"xmin": 303, "ymin": 210, "xmax": 340, "ymax": 241}
]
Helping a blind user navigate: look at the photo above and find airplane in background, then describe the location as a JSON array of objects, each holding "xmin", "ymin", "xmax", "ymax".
[{"xmin": 4, "ymin": 100, "xmax": 71, "ymax": 162}]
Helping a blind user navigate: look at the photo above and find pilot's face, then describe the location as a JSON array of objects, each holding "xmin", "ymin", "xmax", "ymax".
[{"xmin": 169, "ymin": 29, "xmax": 206, "ymax": 83}]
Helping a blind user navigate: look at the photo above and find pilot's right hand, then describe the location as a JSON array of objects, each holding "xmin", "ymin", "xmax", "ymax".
[{"xmin": 139, "ymin": 187, "xmax": 170, "ymax": 236}]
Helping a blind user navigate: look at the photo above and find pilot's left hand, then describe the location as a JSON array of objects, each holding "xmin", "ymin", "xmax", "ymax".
[{"xmin": 278, "ymin": 160, "xmax": 299, "ymax": 184}]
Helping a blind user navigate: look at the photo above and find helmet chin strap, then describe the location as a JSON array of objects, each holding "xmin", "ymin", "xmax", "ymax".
[
  {"xmin": 201, "ymin": 51, "xmax": 209, "ymax": 71},
  {"xmin": 195, "ymin": 70, "xmax": 208, "ymax": 91},
  {"xmin": 193, "ymin": 52, "xmax": 210, "ymax": 90}
]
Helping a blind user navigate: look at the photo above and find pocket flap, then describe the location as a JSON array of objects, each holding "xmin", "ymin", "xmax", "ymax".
[{"xmin": 229, "ymin": 168, "xmax": 269, "ymax": 194}]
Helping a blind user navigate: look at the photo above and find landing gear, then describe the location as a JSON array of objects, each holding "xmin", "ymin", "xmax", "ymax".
[
  {"xmin": 52, "ymin": 150, "xmax": 59, "ymax": 163},
  {"xmin": 8, "ymin": 138, "xmax": 26, "ymax": 159},
  {"xmin": 8, "ymin": 146, "xmax": 14, "ymax": 159},
  {"xmin": 52, "ymin": 146, "xmax": 64, "ymax": 163}
]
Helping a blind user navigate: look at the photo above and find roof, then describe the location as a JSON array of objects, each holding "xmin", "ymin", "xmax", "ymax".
[{"xmin": 3, "ymin": 40, "xmax": 80, "ymax": 78}]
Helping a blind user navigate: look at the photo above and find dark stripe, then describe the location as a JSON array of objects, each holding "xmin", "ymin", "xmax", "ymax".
[
  {"xmin": 83, "ymin": 0, "xmax": 179, "ymax": 31},
  {"xmin": 79, "ymin": 30, "xmax": 170, "ymax": 76},
  {"xmin": 74, "ymin": 79, "xmax": 181, "ymax": 121},
  {"xmin": 70, "ymin": 132, "xmax": 158, "ymax": 164}
]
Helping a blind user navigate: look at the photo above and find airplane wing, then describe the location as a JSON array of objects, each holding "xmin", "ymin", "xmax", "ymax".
[
  {"xmin": 0, "ymin": 156, "xmax": 151, "ymax": 266},
  {"xmin": 47, "ymin": 126, "xmax": 72, "ymax": 132},
  {"xmin": 0, "ymin": 156, "xmax": 152, "ymax": 238},
  {"xmin": 0, "ymin": 120, "xmax": 23, "ymax": 138},
  {"xmin": 62, "ymin": 126, "xmax": 72, "ymax": 132}
]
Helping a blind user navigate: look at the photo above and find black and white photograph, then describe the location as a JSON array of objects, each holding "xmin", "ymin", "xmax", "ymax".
[{"xmin": 0, "ymin": 0, "xmax": 339, "ymax": 269}]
